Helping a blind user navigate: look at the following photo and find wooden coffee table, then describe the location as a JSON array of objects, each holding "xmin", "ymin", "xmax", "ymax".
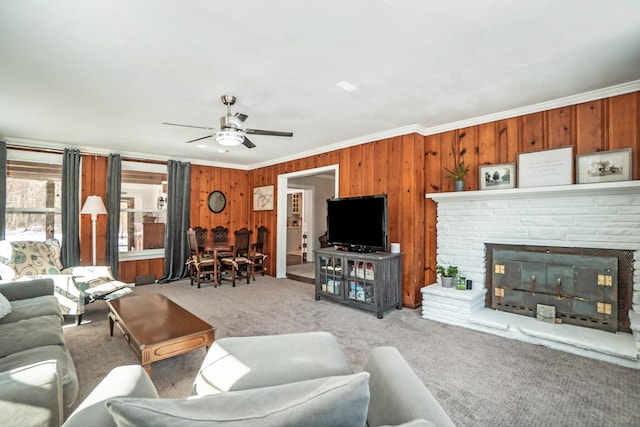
[{"xmin": 107, "ymin": 293, "xmax": 215, "ymax": 374}]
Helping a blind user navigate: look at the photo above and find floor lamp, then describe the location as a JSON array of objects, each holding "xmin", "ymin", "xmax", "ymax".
[{"xmin": 81, "ymin": 195, "xmax": 108, "ymax": 266}]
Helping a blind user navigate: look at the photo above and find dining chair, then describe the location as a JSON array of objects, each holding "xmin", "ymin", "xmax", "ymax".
[
  {"xmin": 186, "ymin": 228, "xmax": 217, "ymax": 288},
  {"xmin": 219, "ymin": 228, "xmax": 254, "ymax": 286},
  {"xmin": 251, "ymin": 226, "xmax": 268, "ymax": 276}
]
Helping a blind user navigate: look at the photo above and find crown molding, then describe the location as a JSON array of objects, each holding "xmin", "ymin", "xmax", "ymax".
[{"xmin": 417, "ymin": 80, "xmax": 640, "ymax": 136}]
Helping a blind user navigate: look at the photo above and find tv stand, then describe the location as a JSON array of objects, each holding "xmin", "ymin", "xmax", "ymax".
[{"xmin": 314, "ymin": 248, "xmax": 402, "ymax": 318}]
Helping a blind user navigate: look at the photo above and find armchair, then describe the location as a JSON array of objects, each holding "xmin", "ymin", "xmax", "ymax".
[{"xmin": 0, "ymin": 239, "xmax": 132, "ymax": 324}]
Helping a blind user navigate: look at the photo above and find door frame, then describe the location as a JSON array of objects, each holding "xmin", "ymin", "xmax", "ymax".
[{"xmin": 276, "ymin": 164, "xmax": 339, "ymax": 278}]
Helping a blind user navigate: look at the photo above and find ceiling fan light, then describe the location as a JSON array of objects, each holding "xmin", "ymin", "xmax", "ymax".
[{"xmin": 215, "ymin": 130, "xmax": 244, "ymax": 146}]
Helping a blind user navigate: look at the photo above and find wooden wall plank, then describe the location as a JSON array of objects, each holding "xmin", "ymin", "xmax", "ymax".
[
  {"xmin": 521, "ymin": 111, "xmax": 545, "ymax": 152},
  {"xmin": 576, "ymin": 100, "xmax": 604, "ymax": 154},
  {"xmin": 547, "ymin": 106, "xmax": 574, "ymax": 148}
]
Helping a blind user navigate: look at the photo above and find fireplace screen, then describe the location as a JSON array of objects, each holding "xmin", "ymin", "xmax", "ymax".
[{"xmin": 490, "ymin": 247, "xmax": 619, "ymax": 332}]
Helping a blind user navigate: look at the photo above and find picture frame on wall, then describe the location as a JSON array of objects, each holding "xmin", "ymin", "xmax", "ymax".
[
  {"xmin": 253, "ymin": 184, "xmax": 274, "ymax": 211},
  {"xmin": 576, "ymin": 148, "xmax": 632, "ymax": 184},
  {"xmin": 517, "ymin": 146, "xmax": 574, "ymax": 188},
  {"xmin": 478, "ymin": 163, "xmax": 516, "ymax": 190}
]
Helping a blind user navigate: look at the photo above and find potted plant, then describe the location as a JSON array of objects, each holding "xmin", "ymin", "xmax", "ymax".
[
  {"xmin": 444, "ymin": 142, "xmax": 470, "ymax": 192},
  {"xmin": 436, "ymin": 264, "xmax": 458, "ymax": 288}
]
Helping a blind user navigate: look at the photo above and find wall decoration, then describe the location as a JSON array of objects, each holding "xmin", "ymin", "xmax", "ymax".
[
  {"xmin": 253, "ymin": 185, "xmax": 274, "ymax": 211},
  {"xmin": 207, "ymin": 190, "xmax": 226, "ymax": 213},
  {"xmin": 518, "ymin": 146, "xmax": 574, "ymax": 188},
  {"xmin": 576, "ymin": 148, "xmax": 632, "ymax": 184},
  {"xmin": 478, "ymin": 163, "xmax": 516, "ymax": 190}
]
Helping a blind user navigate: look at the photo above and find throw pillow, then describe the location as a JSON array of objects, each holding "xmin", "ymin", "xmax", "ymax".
[
  {"xmin": 107, "ymin": 372, "xmax": 370, "ymax": 427},
  {"xmin": 0, "ymin": 292, "xmax": 11, "ymax": 320},
  {"xmin": 45, "ymin": 238, "xmax": 63, "ymax": 270}
]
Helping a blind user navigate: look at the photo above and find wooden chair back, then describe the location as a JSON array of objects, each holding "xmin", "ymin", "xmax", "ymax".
[
  {"xmin": 233, "ymin": 227, "xmax": 253, "ymax": 257},
  {"xmin": 211, "ymin": 226, "xmax": 229, "ymax": 247},
  {"xmin": 193, "ymin": 226, "xmax": 208, "ymax": 251}
]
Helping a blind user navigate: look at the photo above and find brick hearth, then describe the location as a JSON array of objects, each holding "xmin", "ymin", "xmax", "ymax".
[{"xmin": 423, "ymin": 181, "xmax": 640, "ymax": 369}]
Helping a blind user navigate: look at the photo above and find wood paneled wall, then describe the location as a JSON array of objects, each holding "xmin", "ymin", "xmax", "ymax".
[{"xmin": 78, "ymin": 91, "xmax": 640, "ymax": 303}]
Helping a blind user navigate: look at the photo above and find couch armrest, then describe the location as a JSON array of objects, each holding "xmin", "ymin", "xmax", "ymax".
[
  {"xmin": 0, "ymin": 278, "xmax": 55, "ymax": 301},
  {"xmin": 62, "ymin": 365, "xmax": 159, "ymax": 427},
  {"xmin": 0, "ymin": 360, "xmax": 63, "ymax": 427},
  {"xmin": 364, "ymin": 347, "xmax": 456, "ymax": 427}
]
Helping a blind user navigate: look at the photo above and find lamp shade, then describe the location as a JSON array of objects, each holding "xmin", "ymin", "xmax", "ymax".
[{"xmin": 81, "ymin": 195, "xmax": 107, "ymax": 215}]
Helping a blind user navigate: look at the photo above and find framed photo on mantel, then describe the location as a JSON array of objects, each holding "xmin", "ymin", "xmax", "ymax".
[
  {"xmin": 576, "ymin": 148, "xmax": 632, "ymax": 184},
  {"xmin": 479, "ymin": 163, "xmax": 516, "ymax": 190},
  {"xmin": 517, "ymin": 146, "xmax": 574, "ymax": 188}
]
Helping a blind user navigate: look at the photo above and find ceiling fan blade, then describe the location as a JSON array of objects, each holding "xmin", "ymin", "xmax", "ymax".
[
  {"xmin": 245, "ymin": 128, "xmax": 293, "ymax": 137},
  {"xmin": 242, "ymin": 136, "xmax": 257, "ymax": 149},
  {"xmin": 163, "ymin": 122, "xmax": 216, "ymax": 131},
  {"xmin": 185, "ymin": 134, "xmax": 214, "ymax": 143},
  {"xmin": 234, "ymin": 112, "xmax": 248, "ymax": 122}
]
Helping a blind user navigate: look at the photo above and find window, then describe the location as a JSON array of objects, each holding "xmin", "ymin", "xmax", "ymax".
[
  {"xmin": 119, "ymin": 161, "xmax": 167, "ymax": 259},
  {"xmin": 5, "ymin": 151, "xmax": 63, "ymax": 242}
]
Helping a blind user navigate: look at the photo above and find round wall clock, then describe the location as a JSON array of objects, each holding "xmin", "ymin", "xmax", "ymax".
[{"xmin": 207, "ymin": 190, "xmax": 226, "ymax": 213}]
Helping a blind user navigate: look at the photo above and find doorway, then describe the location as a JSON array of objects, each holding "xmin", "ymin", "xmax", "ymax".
[{"xmin": 276, "ymin": 165, "xmax": 339, "ymax": 279}]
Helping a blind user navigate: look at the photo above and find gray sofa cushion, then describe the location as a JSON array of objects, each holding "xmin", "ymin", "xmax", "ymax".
[
  {"xmin": 193, "ymin": 331, "xmax": 354, "ymax": 395},
  {"xmin": 107, "ymin": 372, "xmax": 370, "ymax": 427},
  {"xmin": 0, "ymin": 344, "xmax": 78, "ymax": 407},
  {"xmin": 0, "ymin": 315, "xmax": 65, "ymax": 357},
  {"xmin": 63, "ymin": 365, "xmax": 159, "ymax": 427},
  {"xmin": 364, "ymin": 347, "xmax": 455, "ymax": 427},
  {"xmin": 0, "ymin": 360, "xmax": 63, "ymax": 427},
  {"xmin": 0, "ymin": 295, "xmax": 61, "ymax": 324},
  {"xmin": 0, "ymin": 292, "xmax": 10, "ymax": 320}
]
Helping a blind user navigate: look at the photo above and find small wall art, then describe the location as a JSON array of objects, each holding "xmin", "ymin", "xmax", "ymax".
[
  {"xmin": 478, "ymin": 163, "xmax": 516, "ymax": 190},
  {"xmin": 253, "ymin": 184, "xmax": 274, "ymax": 211},
  {"xmin": 518, "ymin": 146, "xmax": 574, "ymax": 188},
  {"xmin": 576, "ymin": 148, "xmax": 632, "ymax": 184}
]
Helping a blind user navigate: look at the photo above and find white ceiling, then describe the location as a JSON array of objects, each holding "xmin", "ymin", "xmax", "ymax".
[{"xmin": 1, "ymin": 0, "xmax": 640, "ymax": 169}]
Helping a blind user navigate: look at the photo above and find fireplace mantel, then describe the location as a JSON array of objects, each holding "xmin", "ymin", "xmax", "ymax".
[{"xmin": 425, "ymin": 180, "xmax": 640, "ymax": 202}]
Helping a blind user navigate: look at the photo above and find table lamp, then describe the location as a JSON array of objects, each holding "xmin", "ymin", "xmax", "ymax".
[{"xmin": 81, "ymin": 195, "xmax": 108, "ymax": 266}]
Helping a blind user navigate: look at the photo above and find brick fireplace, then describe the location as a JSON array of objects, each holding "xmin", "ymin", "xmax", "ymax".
[{"xmin": 422, "ymin": 181, "xmax": 640, "ymax": 369}]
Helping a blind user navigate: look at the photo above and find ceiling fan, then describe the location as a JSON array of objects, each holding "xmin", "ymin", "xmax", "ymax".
[{"xmin": 163, "ymin": 94, "xmax": 293, "ymax": 149}]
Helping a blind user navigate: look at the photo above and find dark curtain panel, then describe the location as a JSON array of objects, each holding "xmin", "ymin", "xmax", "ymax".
[
  {"xmin": 0, "ymin": 141, "xmax": 6, "ymax": 240},
  {"xmin": 159, "ymin": 160, "xmax": 191, "ymax": 283},
  {"xmin": 61, "ymin": 149, "xmax": 81, "ymax": 267},
  {"xmin": 106, "ymin": 154, "xmax": 121, "ymax": 278}
]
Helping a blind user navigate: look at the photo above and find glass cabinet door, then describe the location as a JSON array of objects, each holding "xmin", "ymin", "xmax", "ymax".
[
  {"xmin": 346, "ymin": 260, "xmax": 375, "ymax": 304},
  {"xmin": 318, "ymin": 255, "xmax": 343, "ymax": 297}
]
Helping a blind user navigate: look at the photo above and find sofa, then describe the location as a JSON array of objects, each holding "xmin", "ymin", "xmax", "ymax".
[
  {"xmin": 0, "ymin": 278, "xmax": 79, "ymax": 427},
  {"xmin": 63, "ymin": 331, "xmax": 455, "ymax": 427},
  {"xmin": 0, "ymin": 239, "xmax": 132, "ymax": 324}
]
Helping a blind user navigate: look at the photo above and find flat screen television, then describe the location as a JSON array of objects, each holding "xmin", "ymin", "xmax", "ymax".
[{"xmin": 326, "ymin": 194, "xmax": 388, "ymax": 253}]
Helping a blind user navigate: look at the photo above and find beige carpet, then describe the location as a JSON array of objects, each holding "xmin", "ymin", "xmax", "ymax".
[{"xmin": 63, "ymin": 276, "xmax": 640, "ymax": 426}]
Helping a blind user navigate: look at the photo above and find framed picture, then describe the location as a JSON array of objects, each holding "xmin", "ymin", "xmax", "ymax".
[
  {"xmin": 479, "ymin": 163, "xmax": 516, "ymax": 190},
  {"xmin": 576, "ymin": 148, "xmax": 632, "ymax": 184},
  {"xmin": 253, "ymin": 185, "xmax": 274, "ymax": 211},
  {"xmin": 518, "ymin": 146, "xmax": 574, "ymax": 188}
]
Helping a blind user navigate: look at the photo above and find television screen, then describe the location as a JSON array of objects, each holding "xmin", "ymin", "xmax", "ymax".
[{"xmin": 326, "ymin": 194, "xmax": 388, "ymax": 252}]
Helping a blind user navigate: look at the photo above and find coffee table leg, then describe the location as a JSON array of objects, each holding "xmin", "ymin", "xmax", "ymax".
[
  {"xmin": 108, "ymin": 312, "xmax": 115, "ymax": 337},
  {"xmin": 143, "ymin": 364, "xmax": 152, "ymax": 375}
]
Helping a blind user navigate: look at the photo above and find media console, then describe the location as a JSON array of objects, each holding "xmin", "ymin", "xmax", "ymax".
[{"xmin": 314, "ymin": 247, "xmax": 402, "ymax": 319}]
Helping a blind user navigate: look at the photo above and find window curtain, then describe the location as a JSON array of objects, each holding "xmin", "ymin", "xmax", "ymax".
[
  {"xmin": 159, "ymin": 160, "xmax": 191, "ymax": 283},
  {"xmin": 61, "ymin": 149, "xmax": 81, "ymax": 267},
  {"xmin": 106, "ymin": 154, "xmax": 121, "ymax": 278},
  {"xmin": 0, "ymin": 141, "xmax": 6, "ymax": 240}
]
